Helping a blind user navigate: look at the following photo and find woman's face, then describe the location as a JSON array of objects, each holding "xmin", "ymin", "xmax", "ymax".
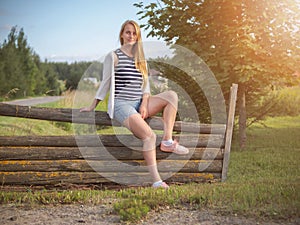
[{"xmin": 121, "ymin": 23, "xmax": 137, "ymax": 46}]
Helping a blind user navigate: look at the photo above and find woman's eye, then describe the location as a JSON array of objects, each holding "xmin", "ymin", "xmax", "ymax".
[{"xmin": 126, "ymin": 31, "xmax": 136, "ymax": 35}]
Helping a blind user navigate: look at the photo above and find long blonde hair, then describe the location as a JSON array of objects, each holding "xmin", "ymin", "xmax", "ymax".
[{"xmin": 119, "ymin": 20, "xmax": 148, "ymax": 88}]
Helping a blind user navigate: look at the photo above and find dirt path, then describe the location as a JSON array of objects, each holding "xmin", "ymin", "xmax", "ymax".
[
  {"xmin": 1, "ymin": 204, "xmax": 298, "ymax": 225},
  {"xmin": 3, "ymin": 96, "xmax": 64, "ymax": 106}
]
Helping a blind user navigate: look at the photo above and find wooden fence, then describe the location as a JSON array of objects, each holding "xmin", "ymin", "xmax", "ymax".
[{"xmin": 0, "ymin": 84, "xmax": 238, "ymax": 187}]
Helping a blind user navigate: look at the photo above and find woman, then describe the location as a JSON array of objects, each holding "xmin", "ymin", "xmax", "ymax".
[{"xmin": 80, "ymin": 20, "xmax": 188, "ymax": 189}]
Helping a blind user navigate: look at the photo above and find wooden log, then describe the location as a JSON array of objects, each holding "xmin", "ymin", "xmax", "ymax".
[
  {"xmin": 146, "ymin": 117, "xmax": 226, "ymax": 134},
  {"xmin": 0, "ymin": 171, "xmax": 221, "ymax": 185},
  {"xmin": 0, "ymin": 103, "xmax": 226, "ymax": 134},
  {"xmin": 0, "ymin": 134, "xmax": 225, "ymax": 148},
  {"xmin": 222, "ymin": 84, "xmax": 238, "ymax": 182},
  {"xmin": 0, "ymin": 146, "xmax": 224, "ymax": 160},
  {"xmin": 0, "ymin": 159, "xmax": 222, "ymax": 173},
  {"xmin": 0, "ymin": 103, "xmax": 111, "ymax": 125}
]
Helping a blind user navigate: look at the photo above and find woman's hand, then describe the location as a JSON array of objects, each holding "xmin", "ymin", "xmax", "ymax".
[
  {"xmin": 79, "ymin": 107, "xmax": 93, "ymax": 112},
  {"xmin": 139, "ymin": 104, "xmax": 148, "ymax": 119},
  {"xmin": 140, "ymin": 94, "xmax": 150, "ymax": 119},
  {"xmin": 79, "ymin": 99, "xmax": 100, "ymax": 112}
]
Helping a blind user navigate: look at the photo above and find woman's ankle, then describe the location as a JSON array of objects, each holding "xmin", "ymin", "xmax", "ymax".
[{"xmin": 152, "ymin": 180, "xmax": 169, "ymax": 189}]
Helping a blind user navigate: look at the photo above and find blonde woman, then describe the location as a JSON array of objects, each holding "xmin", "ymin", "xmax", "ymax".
[{"xmin": 80, "ymin": 20, "xmax": 188, "ymax": 188}]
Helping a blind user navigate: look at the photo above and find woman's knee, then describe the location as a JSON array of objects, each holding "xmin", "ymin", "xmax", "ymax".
[
  {"xmin": 166, "ymin": 90, "xmax": 178, "ymax": 103},
  {"xmin": 142, "ymin": 130, "xmax": 157, "ymax": 151},
  {"xmin": 163, "ymin": 90, "xmax": 178, "ymax": 109}
]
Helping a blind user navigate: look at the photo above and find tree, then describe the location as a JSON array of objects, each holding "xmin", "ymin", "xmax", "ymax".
[
  {"xmin": 135, "ymin": 0, "xmax": 300, "ymax": 148},
  {"xmin": 17, "ymin": 28, "xmax": 40, "ymax": 96},
  {"xmin": 49, "ymin": 61, "xmax": 92, "ymax": 91},
  {"xmin": 0, "ymin": 26, "xmax": 91, "ymax": 99},
  {"xmin": 0, "ymin": 26, "xmax": 23, "ymax": 98},
  {"xmin": 38, "ymin": 62, "xmax": 61, "ymax": 95},
  {"xmin": 0, "ymin": 26, "xmax": 40, "ymax": 98}
]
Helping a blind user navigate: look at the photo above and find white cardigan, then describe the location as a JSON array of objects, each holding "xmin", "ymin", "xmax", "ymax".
[{"xmin": 95, "ymin": 51, "xmax": 150, "ymax": 119}]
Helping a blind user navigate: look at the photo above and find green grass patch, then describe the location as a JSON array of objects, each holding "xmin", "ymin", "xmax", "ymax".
[
  {"xmin": 0, "ymin": 116, "xmax": 72, "ymax": 136},
  {"xmin": 0, "ymin": 189, "xmax": 115, "ymax": 205}
]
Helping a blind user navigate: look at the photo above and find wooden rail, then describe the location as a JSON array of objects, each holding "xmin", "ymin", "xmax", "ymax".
[
  {"xmin": 0, "ymin": 103, "xmax": 226, "ymax": 134},
  {"xmin": 0, "ymin": 84, "xmax": 238, "ymax": 187}
]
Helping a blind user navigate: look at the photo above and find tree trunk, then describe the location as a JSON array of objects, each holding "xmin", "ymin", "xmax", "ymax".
[{"xmin": 238, "ymin": 83, "xmax": 247, "ymax": 149}]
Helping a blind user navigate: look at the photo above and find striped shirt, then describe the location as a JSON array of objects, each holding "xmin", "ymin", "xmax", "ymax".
[{"xmin": 114, "ymin": 49, "xmax": 143, "ymax": 100}]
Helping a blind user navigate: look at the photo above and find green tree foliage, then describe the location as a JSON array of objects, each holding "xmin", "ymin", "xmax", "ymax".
[
  {"xmin": 0, "ymin": 27, "xmax": 27, "ymax": 98},
  {"xmin": 51, "ymin": 61, "xmax": 92, "ymax": 90},
  {"xmin": 0, "ymin": 26, "xmax": 96, "ymax": 99},
  {"xmin": 40, "ymin": 62, "xmax": 61, "ymax": 95},
  {"xmin": 148, "ymin": 58, "xmax": 212, "ymax": 123},
  {"xmin": 135, "ymin": 0, "xmax": 300, "ymax": 147},
  {"xmin": 0, "ymin": 26, "xmax": 61, "ymax": 98}
]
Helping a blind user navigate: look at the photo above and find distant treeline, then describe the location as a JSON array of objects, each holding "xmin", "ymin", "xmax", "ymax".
[{"xmin": 0, "ymin": 26, "xmax": 102, "ymax": 100}]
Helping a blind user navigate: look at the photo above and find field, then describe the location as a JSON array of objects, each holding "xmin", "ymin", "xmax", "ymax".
[{"xmin": 0, "ymin": 95, "xmax": 299, "ymax": 223}]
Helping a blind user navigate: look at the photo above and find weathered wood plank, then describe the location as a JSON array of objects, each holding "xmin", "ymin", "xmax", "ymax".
[
  {"xmin": 0, "ymin": 159, "xmax": 222, "ymax": 173},
  {"xmin": 0, "ymin": 146, "xmax": 223, "ymax": 160},
  {"xmin": 0, "ymin": 171, "xmax": 221, "ymax": 185},
  {"xmin": 222, "ymin": 84, "xmax": 238, "ymax": 182},
  {"xmin": 0, "ymin": 134, "xmax": 225, "ymax": 148},
  {"xmin": 0, "ymin": 103, "xmax": 226, "ymax": 134},
  {"xmin": 146, "ymin": 117, "xmax": 226, "ymax": 134}
]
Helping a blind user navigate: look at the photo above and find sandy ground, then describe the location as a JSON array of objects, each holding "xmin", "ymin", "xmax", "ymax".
[{"xmin": 1, "ymin": 204, "xmax": 299, "ymax": 225}]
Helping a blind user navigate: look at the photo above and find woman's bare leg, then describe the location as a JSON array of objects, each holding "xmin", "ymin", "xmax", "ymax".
[
  {"xmin": 147, "ymin": 91, "xmax": 188, "ymax": 155},
  {"xmin": 123, "ymin": 113, "xmax": 161, "ymax": 183},
  {"xmin": 147, "ymin": 90, "xmax": 178, "ymax": 141}
]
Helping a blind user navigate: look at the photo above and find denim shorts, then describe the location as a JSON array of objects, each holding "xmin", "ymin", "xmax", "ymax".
[{"xmin": 113, "ymin": 98, "xmax": 142, "ymax": 124}]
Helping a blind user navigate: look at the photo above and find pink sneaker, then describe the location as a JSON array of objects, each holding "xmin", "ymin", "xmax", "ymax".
[
  {"xmin": 152, "ymin": 181, "xmax": 169, "ymax": 189},
  {"xmin": 160, "ymin": 140, "xmax": 189, "ymax": 155}
]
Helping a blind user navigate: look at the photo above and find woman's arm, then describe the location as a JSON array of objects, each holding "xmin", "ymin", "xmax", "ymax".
[
  {"xmin": 80, "ymin": 99, "xmax": 101, "ymax": 112},
  {"xmin": 81, "ymin": 51, "xmax": 116, "ymax": 113}
]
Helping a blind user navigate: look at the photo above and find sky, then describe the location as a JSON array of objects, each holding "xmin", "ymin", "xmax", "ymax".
[{"xmin": 0, "ymin": 0, "xmax": 169, "ymax": 62}]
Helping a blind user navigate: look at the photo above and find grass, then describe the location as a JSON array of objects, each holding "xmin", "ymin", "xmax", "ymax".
[
  {"xmin": 0, "ymin": 93, "xmax": 299, "ymax": 223},
  {"xmin": 0, "ymin": 116, "xmax": 72, "ymax": 136}
]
